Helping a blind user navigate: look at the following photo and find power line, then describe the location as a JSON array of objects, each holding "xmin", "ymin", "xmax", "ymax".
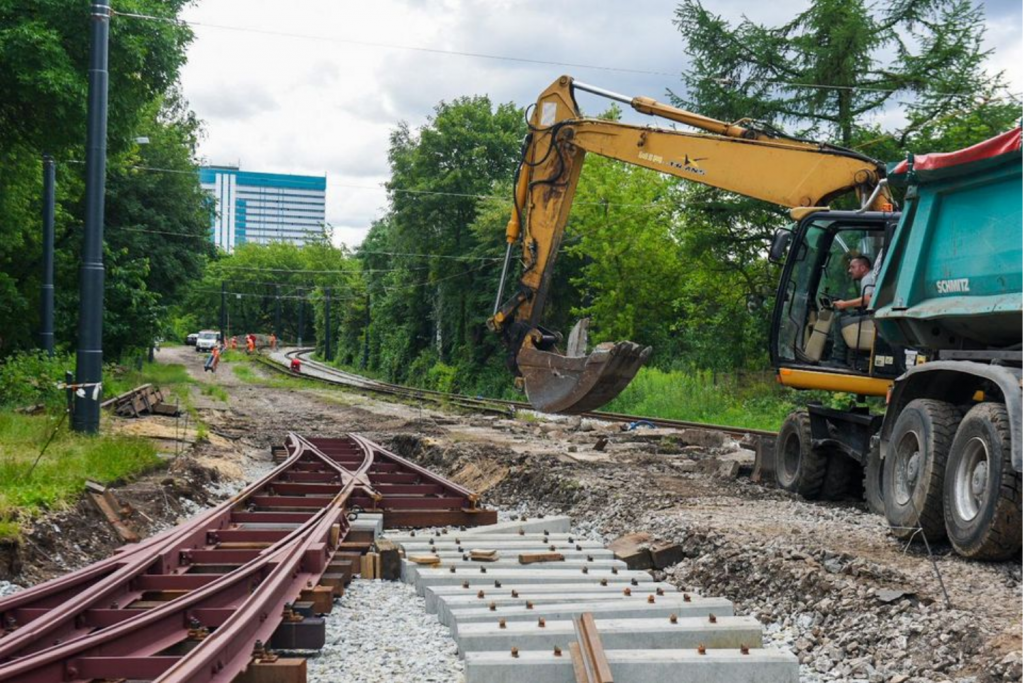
[
  {"xmin": 114, "ymin": 10, "xmax": 1022, "ymax": 101},
  {"xmin": 113, "ymin": 10, "xmax": 679, "ymax": 79}
]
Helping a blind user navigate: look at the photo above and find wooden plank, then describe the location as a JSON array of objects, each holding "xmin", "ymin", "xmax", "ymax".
[{"xmin": 519, "ymin": 552, "xmax": 566, "ymax": 565}]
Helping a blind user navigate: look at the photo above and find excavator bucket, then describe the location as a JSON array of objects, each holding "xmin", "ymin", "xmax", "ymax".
[{"xmin": 517, "ymin": 320, "xmax": 651, "ymax": 414}]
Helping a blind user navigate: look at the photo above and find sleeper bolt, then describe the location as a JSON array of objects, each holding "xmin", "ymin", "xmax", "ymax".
[
  {"xmin": 709, "ymin": 614, "xmax": 717, "ymax": 624},
  {"xmin": 623, "ymin": 588, "xmax": 632, "ymax": 596},
  {"xmin": 631, "ymin": 578, "xmax": 638, "ymax": 586},
  {"xmin": 538, "ymin": 618, "xmax": 545, "ymax": 627},
  {"xmin": 477, "ymin": 590, "xmax": 485, "ymax": 599},
  {"xmin": 511, "ymin": 590, "xmax": 519, "ymax": 598},
  {"xmin": 600, "ymin": 578, "xmax": 608, "ymax": 587},
  {"xmin": 740, "ymin": 644, "xmax": 750, "ymax": 655},
  {"xmin": 511, "ymin": 647, "xmax": 519, "ymax": 658},
  {"xmin": 647, "ymin": 595, "xmax": 655, "ymax": 604},
  {"xmin": 684, "ymin": 593, "xmax": 691, "ymax": 603},
  {"xmin": 656, "ymin": 588, "xmax": 664, "ymax": 596},
  {"xmin": 495, "ymin": 580, "xmax": 502, "ymax": 588},
  {"xmin": 499, "ymin": 619, "xmax": 507, "ymax": 629},
  {"xmin": 449, "ymin": 566, "xmax": 456, "ymax": 574},
  {"xmin": 480, "ymin": 567, "xmax": 487, "ymax": 574},
  {"xmin": 489, "ymin": 602, "xmax": 497, "ymax": 611},
  {"xmin": 462, "ymin": 581, "xmax": 470, "ymax": 589},
  {"xmin": 698, "ymin": 644, "xmax": 706, "ymax": 655},
  {"xmin": 612, "ymin": 567, "xmax": 619, "ymax": 574},
  {"xmin": 581, "ymin": 566, "xmax": 589, "ymax": 574},
  {"xmin": 576, "ymin": 544, "xmax": 582, "ymax": 551},
  {"xmin": 669, "ymin": 614, "xmax": 678, "ymax": 624},
  {"xmin": 553, "ymin": 646, "xmax": 562, "ymax": 657},
  {"xmin": 526, "ymin": 601, "xmax": 534, "ymax": 610}
]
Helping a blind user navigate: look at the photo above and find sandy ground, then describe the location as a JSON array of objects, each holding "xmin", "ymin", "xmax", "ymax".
[{"xmin": 7, "ymin": 346, "xmax": 1021, "ymax": 682}]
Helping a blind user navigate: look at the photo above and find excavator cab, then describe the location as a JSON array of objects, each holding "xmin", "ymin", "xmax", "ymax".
[{"xmin": 771, "ymin": 211, "xmax": 907, "ymax": 394}]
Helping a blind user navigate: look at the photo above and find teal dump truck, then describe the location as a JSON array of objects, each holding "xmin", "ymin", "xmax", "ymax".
[{"xmin": 768, "ymin": 128, "xmax": 1021, "ymax": 560}]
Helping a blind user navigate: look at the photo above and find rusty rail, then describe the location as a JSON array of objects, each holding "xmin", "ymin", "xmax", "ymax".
[
  {"xmin": 570, "ymin": 612, "xmax": 614, "ymax": 683},
  {"xmin": 0, "ymin": 434, "xmax": 494, "ymax": 682},
  {"xmin": 267, "ymin": 349, "xmax": 776, "ymax": 440}
]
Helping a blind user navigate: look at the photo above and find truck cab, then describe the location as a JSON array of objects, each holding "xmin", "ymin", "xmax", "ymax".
[{"xmin": 195, "ymin": 330, "xmax": 221, "ymax": 353}]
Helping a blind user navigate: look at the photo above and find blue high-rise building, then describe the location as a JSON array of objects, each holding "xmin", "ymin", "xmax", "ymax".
[{"xmin": 199, "ymin": 166, "xmax": 327, "ymax": 252}]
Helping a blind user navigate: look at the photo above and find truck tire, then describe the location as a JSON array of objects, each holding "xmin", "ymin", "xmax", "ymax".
[
  {"xmin": 775, "ymin": 411, "xmax": 827, "ymax": 499},
  {"xmin": 820, "ymin": 453, "xmax": 856, "ymax": 501},
  {"xmin": 863, "ymin": 448, "xmax": 886, "ymax": 515},
  {"xmin": 943, "ymin": 403, "xmax": 1022, "ymax": 560},
  {"xmin": 883, "ymin": 399, "xmax": 960, "ymax": 542}
]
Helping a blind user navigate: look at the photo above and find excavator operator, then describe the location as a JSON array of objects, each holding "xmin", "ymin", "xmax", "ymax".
[{"xmin": 827, "ymin": 254, "xmax": 877, "ymax": 368}]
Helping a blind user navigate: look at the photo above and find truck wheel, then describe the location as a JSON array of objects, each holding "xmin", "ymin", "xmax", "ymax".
[
  {"xmin": 775, "ymin": 411, "xmax": 827, "ymax": 499},
  {"xmin": 883, "ymin": 399, "xmax": 960, "ymax": 542},
  {"xmin": 863, "ymin": 448, "xmax": 885, "ymax": 515},
  {"xmin": 943, "ymin": 403, "xmax": 1022, "ymax": 560},
  {"xmin": 820, "ymin": 453, "xmax": 856, "ymax": 501}
]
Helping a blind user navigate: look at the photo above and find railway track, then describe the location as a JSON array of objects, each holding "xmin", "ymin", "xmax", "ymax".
[
  {"xmin": 262, "ymin": 348, "xmax": 776, "ymax": 441},
  {"xmin": 0, "ymin": 434, "xmax": 495, "ymax": 682}
]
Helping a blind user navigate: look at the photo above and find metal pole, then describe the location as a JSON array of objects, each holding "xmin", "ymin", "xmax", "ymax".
[
  {"xmin": 361, "ymin": 291, "xmax": 370, "ymax": 369},
  {"xmin": 297, "ymin": 293, "xmax": 304, "ymax": 347},
  {"xmin": 219, "ymin": 281, "xmax": 226, "ymax": 342},
  {"xmin": 324, "ymin": 288, "xmax": 332, "ymax": 362},
  {"xmin": 40, "ymin": 155, "xmax": 56, "ymax": 356},
  {"xmin": 274, "ymin": 284, "xmax": 281, "ymax": 338},
  {"xmin": 72, "ymin": 2, "xmax": 110, "ymax": 434}
]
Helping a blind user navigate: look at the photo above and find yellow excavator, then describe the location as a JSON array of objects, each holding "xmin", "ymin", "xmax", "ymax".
[
  {"xmin": 488, "ymin": 75, "xmax": 890, "ymax": 414},
  {"xmin": 488, "ymin": 76, "xmax": 1023, "ymax": 560}
]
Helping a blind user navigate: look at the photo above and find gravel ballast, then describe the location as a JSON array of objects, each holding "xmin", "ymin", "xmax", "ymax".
[{"xmin": 306, "ymin": 579, "xmax": 463, "ymax": 683}]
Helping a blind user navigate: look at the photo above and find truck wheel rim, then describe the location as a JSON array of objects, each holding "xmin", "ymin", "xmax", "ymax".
[
  {"xmin": 894, "ymin": 431, "xmax": 921, "ymax": 506},
  {"xmin": 954, "ymin": 437, "xmax": 989, "ymax": 522}
]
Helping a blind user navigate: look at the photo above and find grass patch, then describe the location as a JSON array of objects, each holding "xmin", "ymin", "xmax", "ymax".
[
  {"xmin": 200, "ymin": 384, "xmax": 229, "ymax": 403},
  {"xmin": 105, "ymin": 361, "xmax": 194, "ymax": 398},
  {"xmin": 0, "ymin": 412, "xmax": 160, "ymax": 540},
  {"xmin": 232, "ymin": 365, "xmax": 258, "ymax": 383},
  {"xmin": 603, "ymin": 367, "xmax": 805, "ymax": 431}
]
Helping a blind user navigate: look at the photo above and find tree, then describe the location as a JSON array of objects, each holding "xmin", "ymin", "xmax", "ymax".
[
  {"xmin": 0, "ymin": 0, "xmax": 199, "ymax": 358},
  {"xmin": 673, "ymin": 0, "xmax": 1012, "ymax": 146}
]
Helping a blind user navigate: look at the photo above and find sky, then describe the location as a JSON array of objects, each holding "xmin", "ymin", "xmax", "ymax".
[{"xmin": 170, "ymin": 0, "xmax": 1023, "ymax": 248}]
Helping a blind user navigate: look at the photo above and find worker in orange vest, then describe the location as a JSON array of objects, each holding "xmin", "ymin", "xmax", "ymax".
[
  {"xmin": 230, "ymin": 336, "xmax": 238, "ymax": 351},
  {"xmin": 246, "ymin": 335, "xmax": 255, "ymax": 354},
  {"xmin": 204, "ymin": 344, "xmax": 222, "ymax": 373},
  {"xmin": 269, "ymin": 332, "xmax": 277, "ymax": 351}
]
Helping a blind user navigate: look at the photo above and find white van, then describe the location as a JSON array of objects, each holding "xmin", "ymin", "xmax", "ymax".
[{"xmin": 195, "ymin": 330, "xmax": 220, "ymax": 353}]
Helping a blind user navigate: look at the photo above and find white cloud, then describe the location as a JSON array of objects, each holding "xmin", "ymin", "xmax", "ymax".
[{"xmin": 177, "ymin": 0, "xmax": 1022, "ymax": 248}]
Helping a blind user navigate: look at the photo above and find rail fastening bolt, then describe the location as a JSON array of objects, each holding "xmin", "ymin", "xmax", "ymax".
[
  {"xmin": 623, "ymin": 588, "xmax": 631, "ymax": 596},
  {"xmin": 698, "ymin": 643, "xmax": 706, "ymax": 655},
  {"xmin": 449, "ymin": 566, "xmax": 456, "ymax": 573},
  {"xmin": 669, "ymin": 614, "xmax": 678, "ymax": 624},
  {"xmin": 489, "ymin": 602, "xmax": 497, "ymax": 611},
  {"xmin": 740, "ymin": 644, "xmax": 750, "ymax": 655},
  {"xmin": 709, "ymin": 614, "xmax": 717, "ymax": 623},
  {"xmin": 499, "ymin": 619, "xmax": 506, "ymax": 629},
  {"xmin": 683, "ymin": 593, "xmax": 691, "ymax": 602},
  {"xmin": 511, "ymin": 590, "xmax": 519, "ymax": 598},
  {"xmin": 477, "ymin": 590, "xmax": 485, "ymax": 599},
  {"xmin": 462, "ymin": 581, "xmax": 470, "ymax": 589},
  {"xmin": 538, "ymin": 618, "xmax": 545, "ymax": 627},
  {"xmin": 554, "ymin": 646, "xmax": 562, "ymax": 657},
  {"xmin": 656, "ymin": 587, "xmax": 664, "ymax": 596},
  {"xmin": 648, "ymin": 595, "xmax": 655, "ymax": 604},
  {"xmin": 511, "ymin": 646, "xmax": 519, "ymax": 658},
  {"xmin": 494, "ymin": 580, "xmax": 502, "ymax": 588}
]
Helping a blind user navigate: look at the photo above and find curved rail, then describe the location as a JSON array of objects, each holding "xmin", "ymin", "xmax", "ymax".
[
  {"xmin": 0, "ymin": 433, "xmax": 493, "ymax": 682},
  {"xmin": 268, "ymin": 348, "xmax": 777, "ymax": 440}
]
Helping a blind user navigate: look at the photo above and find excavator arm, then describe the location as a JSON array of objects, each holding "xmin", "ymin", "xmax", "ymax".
[{"xmin": 489, "ymin": 75, "xmax": 888, "ymax": 414}]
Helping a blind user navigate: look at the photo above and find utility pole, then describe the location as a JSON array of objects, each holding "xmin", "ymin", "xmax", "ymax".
[
  {"xmin": 274, "ymin": 284, "xmax": 281, "ymax": 339},
  {"xmin": 40, "ymin": 155, "xmax": 56, "ymax": 357},
  {"xmin": 297, "ymin": 292, "xmax": 304, "ymax": 347},
  {"xmin": 72, "ymin": 2, "xmax": 110, "ymax": 433},
  {"xmin": 219, "ymin": 281, "xmax": 226, "ymax": 342},
  {"xmin": 361, "ymin": 291, "xmax": 370, "ymax": 369},
  {"xmin": 323, "ymin": 288, "xmax": 332, "ymax": 362}
]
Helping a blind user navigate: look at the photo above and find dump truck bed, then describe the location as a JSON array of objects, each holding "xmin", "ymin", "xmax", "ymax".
[{"xmin": 873, "ymin": 128, "xmax": 1022, "ymax": 350}]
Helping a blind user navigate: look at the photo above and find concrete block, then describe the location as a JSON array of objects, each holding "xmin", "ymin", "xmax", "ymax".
[
  {"xmin": 459, "ymin": 516, "xmax": 571, "ymax": 536},
  {"xmin": 425, "ymin": 581, "xmax": 678, "ymax": 616},
  {"xmin": 608, "ymin": 532, "xmax": 653, "ymax": 570},
  {"xmin": 464, "ymin": 648, "xmax": 799, "ymax": 683},
  {"xmin": 351, "ymin": 513, "xmax": 384, "ymax": 538},
  {"xmin": 396, "ymin": 539, "xmax": 605, "ymax": 553},
  {"xmin": 422, "ymin": 549, "xmax": 615, "ymax": 562},
  {"xmin": 413, "ymin": 568, "xmax": 652, "ymax": 596},
  {"xmin": 448, "ymin": 595, "xmax": 734, "ymax": 636},
  {"xmin": 402, "ymin": 557, "xmax": 628, "ymax": 584},
  {"xmin": 456, "ymin": 615, "xmax": 763, "ymax": 657}
]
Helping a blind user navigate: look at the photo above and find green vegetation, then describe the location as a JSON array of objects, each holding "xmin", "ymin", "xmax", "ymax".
[
  {"xmin": 0, "ymin": 412, "xmax": 160, "ymax": 540},
  {"xmin": 604, "ymin": 368, "xmax": 803, "ymax": 431},
  {"xmin": 1, "ymin": 1, "xmax": 212, "ymax": 360},
  {"xmin": 200, "ymin": 384, "xmax": 229, "ymax": 403}
]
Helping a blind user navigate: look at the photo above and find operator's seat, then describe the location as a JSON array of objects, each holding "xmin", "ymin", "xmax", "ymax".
[{"xmin": 840, "ymin": 315, "xmax": 876, "ymax": 351}]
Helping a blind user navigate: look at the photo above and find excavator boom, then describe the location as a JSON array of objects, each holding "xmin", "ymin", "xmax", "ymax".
[{"xmin": 490, "ymin": 75, "xmax": 887, "ymax": 414}]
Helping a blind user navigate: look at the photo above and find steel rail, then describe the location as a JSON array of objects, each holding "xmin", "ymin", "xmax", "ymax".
[
  {"xmin": 0, "ymin": 435, "xmax": 363, "ymax": 682},
  {"xmin": 0, "ymin": 442, "xmax": 312, "ymax": 662},
  {"xmin": 271, "ymin": 348, "xmax": 777, "ymax": 439}
]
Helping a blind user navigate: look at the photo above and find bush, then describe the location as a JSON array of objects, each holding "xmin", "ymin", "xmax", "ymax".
[
  {"xmin": 0, "ymin": 351, "xmax": 75, "ymax": 411},
  {"xmin": 426, "ymin": 361, "xmax": 459, "ymax": 394}
]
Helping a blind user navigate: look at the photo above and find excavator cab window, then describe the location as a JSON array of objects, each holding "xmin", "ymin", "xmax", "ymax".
[{"xmin": 772, "ymin": 214, "xmax": 890, "ymax": 375}]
